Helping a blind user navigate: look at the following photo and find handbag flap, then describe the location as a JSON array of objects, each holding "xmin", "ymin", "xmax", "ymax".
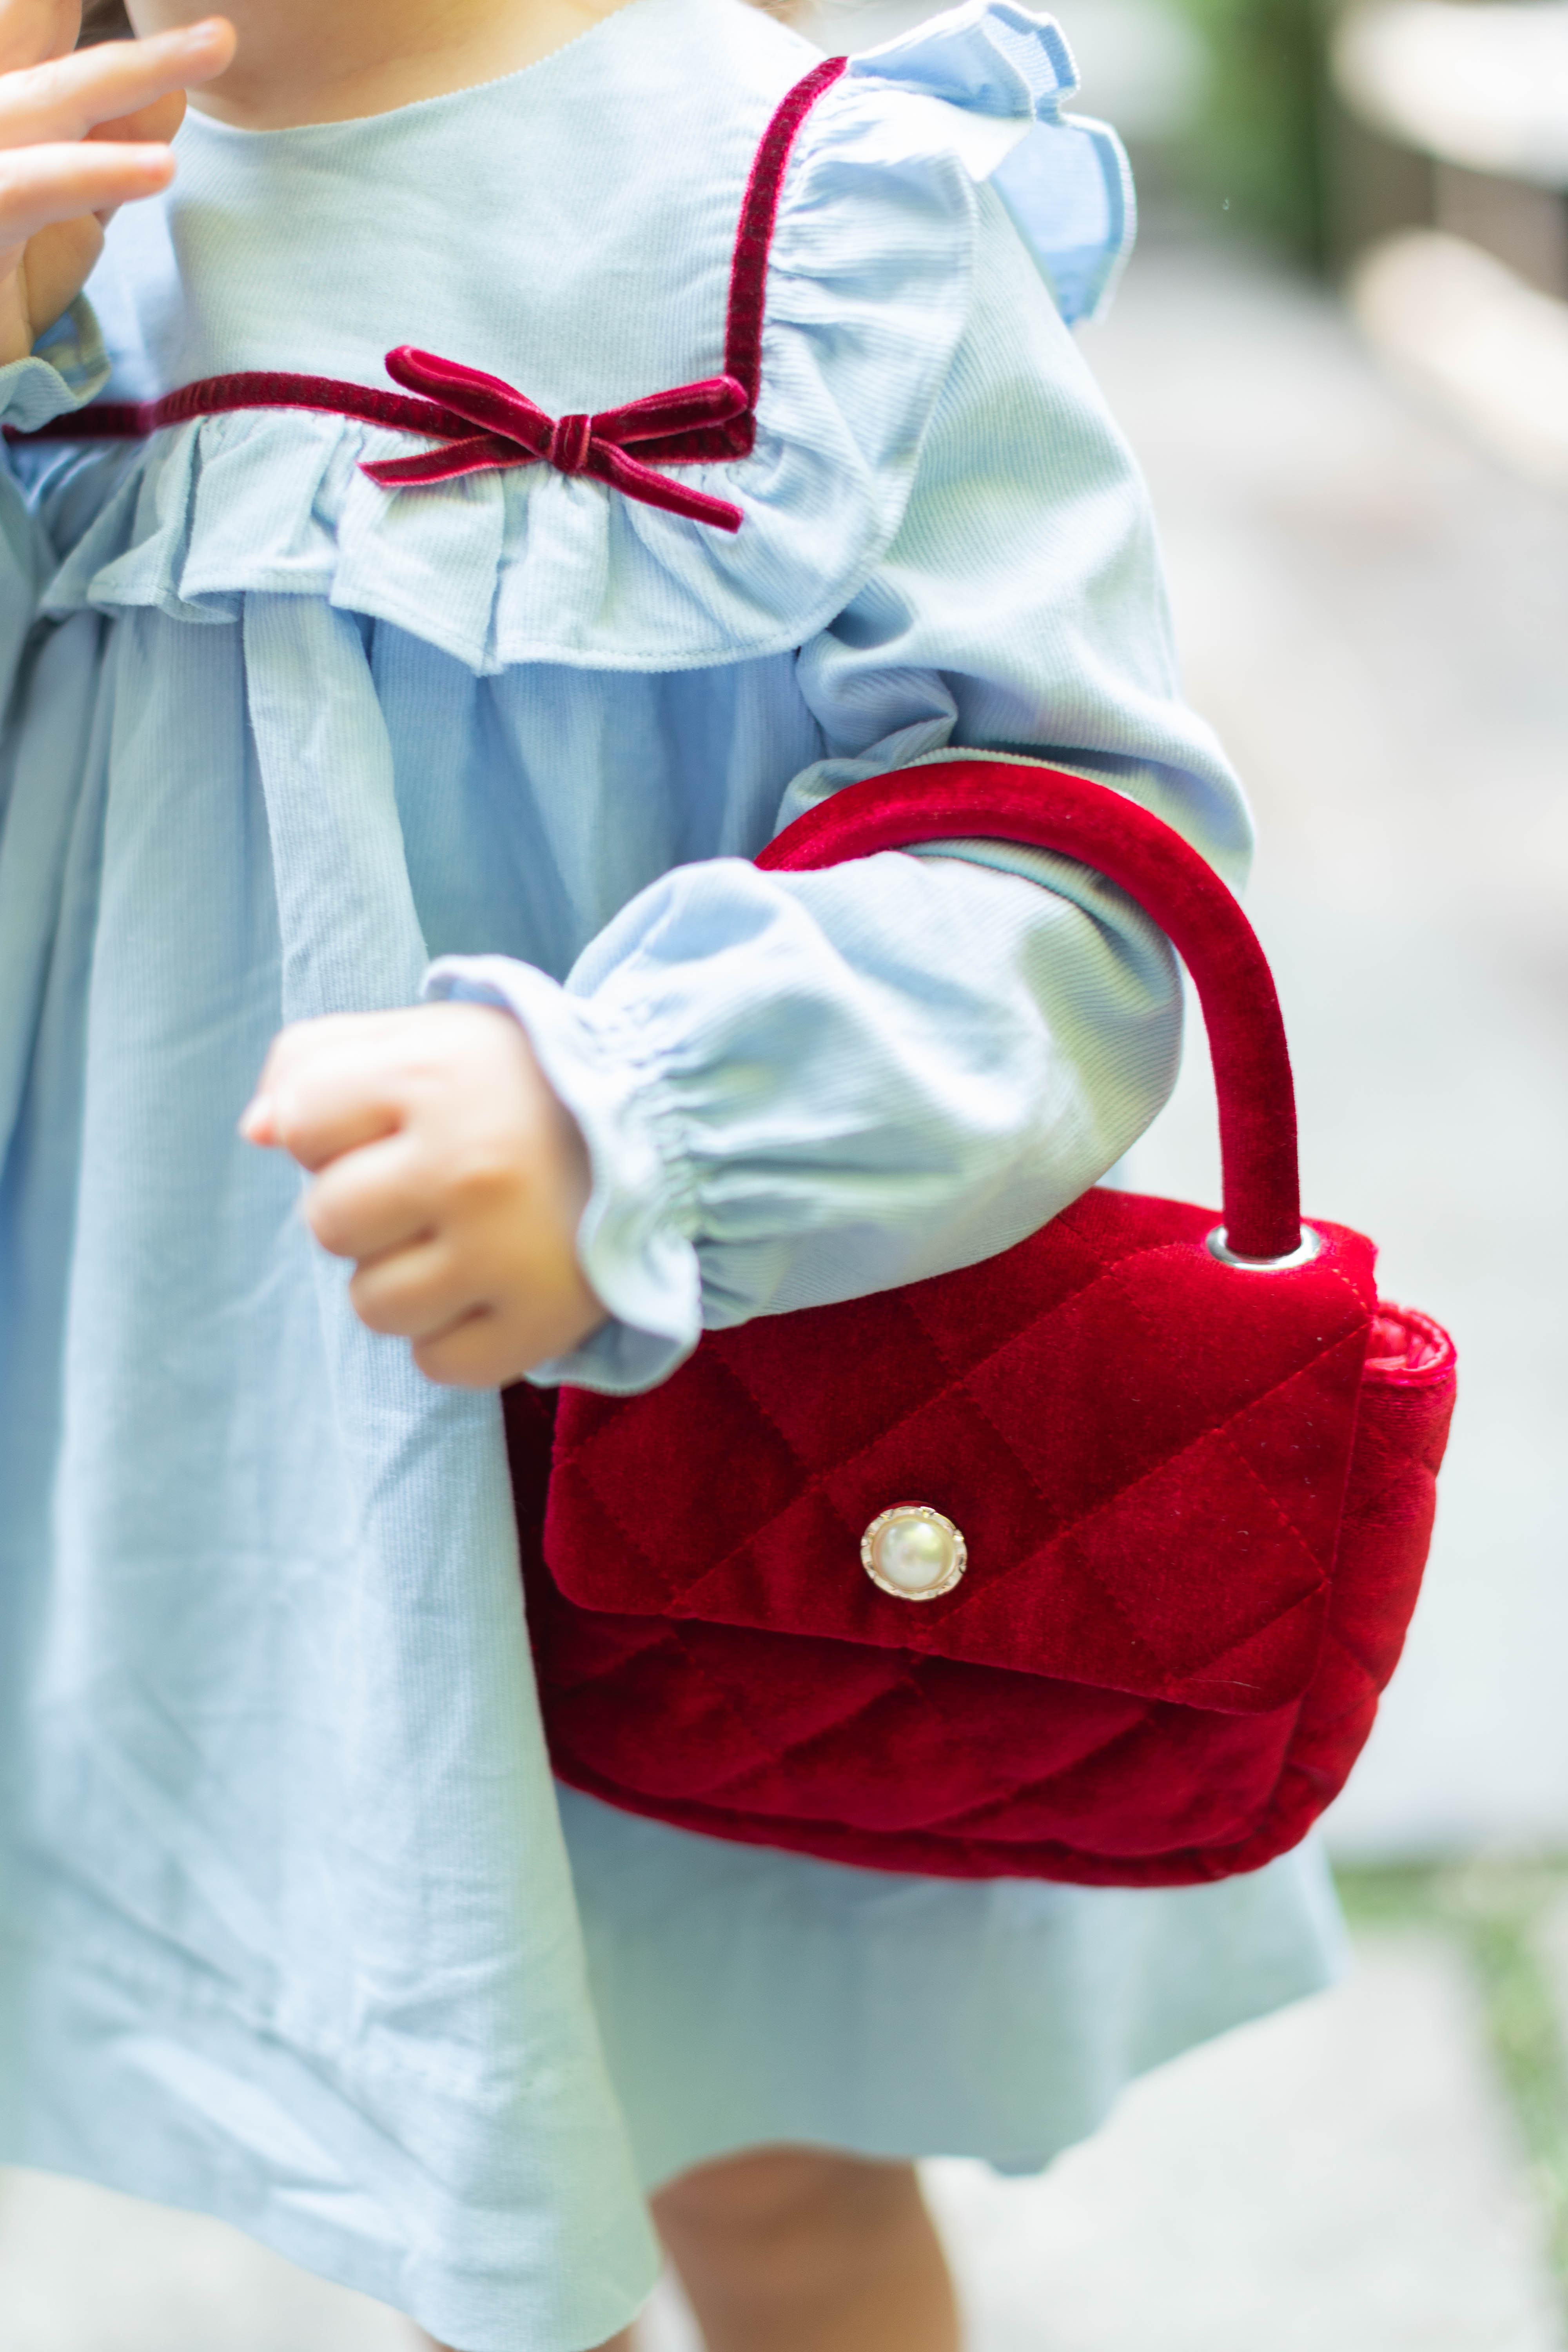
[{"xmin": 546, "ymin": 1187, "xmax": 1379, "ymax": 1717}]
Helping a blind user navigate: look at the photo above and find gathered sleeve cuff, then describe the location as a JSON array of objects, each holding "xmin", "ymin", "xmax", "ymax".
[
  {"xmin": 426, "ymin": 823, "xmax": 1183, "ymax": 1398},
  {"xmin": 423, "ymin": 952, "xmax": 702, "ymax": 1392}
]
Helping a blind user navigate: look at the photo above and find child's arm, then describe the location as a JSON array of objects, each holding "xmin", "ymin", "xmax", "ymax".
[
  {"xmin": 246, "ymin": 831, "xmax": 1170, "ymax": 1397},
  {"xmin": 254, "ymin": 181, "xmax": 1244, "ymax": 1397}
]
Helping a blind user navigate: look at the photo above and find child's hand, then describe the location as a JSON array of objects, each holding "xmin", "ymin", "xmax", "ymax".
[
  {"xmin": 241, "ymin": 1004, "xmax": 607, "ymax": 1387},
  {"xmin": 0, "ymin": 2, "xmax": 234, "ymax": 365}
]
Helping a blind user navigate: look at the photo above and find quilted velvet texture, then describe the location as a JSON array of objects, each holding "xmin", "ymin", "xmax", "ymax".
[
  {"xmin": 516, "ymin": 1205, "xmax": 1454, "ymax": 1884},
  {"xmin": 509, "ymin": 763, "xmax": 1457, "ymax": 1884},
  {"xmin": 547, "ymin": 1192, "xmax": 1379, "ymax": 1706}
]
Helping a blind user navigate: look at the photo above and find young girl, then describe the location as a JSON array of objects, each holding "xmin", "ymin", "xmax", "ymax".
[{"xmin": 0, "ymin": 0, "xmax": 1345, "ymax": 2344}]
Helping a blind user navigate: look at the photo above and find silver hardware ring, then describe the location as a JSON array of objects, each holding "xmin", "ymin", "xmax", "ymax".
[{"xmin": 1205, "ymin": 1224, "xmax": 1323, "ymax": 1272}]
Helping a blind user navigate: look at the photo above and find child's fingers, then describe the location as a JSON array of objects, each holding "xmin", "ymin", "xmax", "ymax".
[
  {"xmin": 0, "ymin": 0, "xmax": 85, "ymax": 80},
  {"xmin": 251, "ymin": 1078, "xmax": 403, "ymax": 1173},
  {"xmin": 243, "ymin": 1014, "xmax": 413, "ymax": 1167},
  {"xmin": 0, "ymin": 137, "xmax": 173, "ymax": 243},
  {"xmin": 0, "ymin": 18, "xmax": 232, "ymax": 149},
  {"xmin": 87, "ymin": 87, "xmax": 186, "ymax": 151},
  {"xmin": 303, "ymin": 1136, "xmax": 432, "ymax": 1263},
  {"xmin": 410, "ymin": 1310, "xmax": 512, "ymax": 1390},
  {"xmin": 348, "ymin": 1237, "xmax": 474, "ymax": 1340},
  {"xmin": 18, "ymin": 206, "xmax": 105, "ymax": 325}
]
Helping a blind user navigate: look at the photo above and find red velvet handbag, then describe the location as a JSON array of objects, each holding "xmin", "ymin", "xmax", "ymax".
[{"xmin": 506, "ymin": 760, "xmax": 1457, "ymax": 1886}]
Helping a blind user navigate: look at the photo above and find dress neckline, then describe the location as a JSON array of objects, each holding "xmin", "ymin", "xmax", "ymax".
[
  {"xmin": 178, "ymin": 0, "xmax": 760, "ymax": 142},
  {"xmin": 14, "ymin": 50, "xmax": 849, "ymax": 535}
]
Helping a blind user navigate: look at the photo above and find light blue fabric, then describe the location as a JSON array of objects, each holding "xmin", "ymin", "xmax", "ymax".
[
  {"xmin": 853, "ymin": 0, "xmax": 1135, "ymax": 321},
  {"xmin": 0, "ymin": 4, "xmax": 1344, "ymax": 2348}
]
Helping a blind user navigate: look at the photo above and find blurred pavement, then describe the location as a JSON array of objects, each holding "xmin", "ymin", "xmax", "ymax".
[{"xmin": 924, "ymin": 1941, "xmax": 1562, "ymax": 2352}]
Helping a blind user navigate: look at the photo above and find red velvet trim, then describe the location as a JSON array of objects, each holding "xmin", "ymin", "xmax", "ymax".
[
  {"xmin": 759, "ymin": 762, "xmax": 1302, "ymax": 1261},
  {"xmin": 7, "ymin": 58, "xmax": 849, "ymax": 526},
  {"xmin": 11, "ymin": 369, "xmax": 459, "ymax": 443},
  {"xmin": 632, "ymin": 51, "xmax": 850, "ymax": 465},
  {"xmin": 10, "ymin": 401, "xmax": 145, "ymax": 437},
  {"xmin": 363, "ymin": 348, "xmax": 750, "ymax": 527}
]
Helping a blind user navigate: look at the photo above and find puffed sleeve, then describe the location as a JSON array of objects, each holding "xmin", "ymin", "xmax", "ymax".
[{"xmin": 428, "ymin": 182, "xmax": 1250, "ymax": 1395}]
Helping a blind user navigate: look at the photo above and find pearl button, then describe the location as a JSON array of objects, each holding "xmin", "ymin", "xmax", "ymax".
[{"xmin": 861, "ymin": 1504, "xmax": 967, "ymax": 1601}]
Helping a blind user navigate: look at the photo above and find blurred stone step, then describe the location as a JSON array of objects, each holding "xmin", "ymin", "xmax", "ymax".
[
  {"xmin": 917, "ymin": 1933, "xmax": 1563, "ymax": 2352},
  {"xmin": 1351, "ymin": 230, "xmax": 1568, "ymax": 486}
]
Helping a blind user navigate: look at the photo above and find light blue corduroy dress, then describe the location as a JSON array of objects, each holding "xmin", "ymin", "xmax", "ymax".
[{"xmin": 0, "ymin": 1, "xmax": 1344, "ymax": 2344}]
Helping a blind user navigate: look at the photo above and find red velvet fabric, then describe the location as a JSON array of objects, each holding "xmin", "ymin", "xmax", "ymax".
[
  {"xmin": 7, "ymin": 370, "xmax": 460, "ymax": 443},
  {"xmin": 511, "ymin": 762, "xmax": 1457, "ymax": 1885},
  {"xmin": 362, "ymin": 351, "xmax": 750, "ymax": 524},
  {"xmin": 9, "ymin": 56, "xmax": 851, "ymax": 523},
  {"xmin": 705, "ymin": 53, "xmax": 849, "ymax": 456}
]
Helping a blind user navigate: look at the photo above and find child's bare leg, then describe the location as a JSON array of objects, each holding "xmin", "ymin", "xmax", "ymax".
[
  {"xmin": 651, "ymin": 2145, "xmax": 959, "ymax": 2352},
  {"xmin": 431, "ymin": 2148, "xmax": 955, "ymax": 2352}
]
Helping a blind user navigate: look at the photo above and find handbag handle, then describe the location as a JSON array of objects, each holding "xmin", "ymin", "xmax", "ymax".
[{"xmin": 757, "ymin": 759, "xmax": 1305, "ymax": 1265}]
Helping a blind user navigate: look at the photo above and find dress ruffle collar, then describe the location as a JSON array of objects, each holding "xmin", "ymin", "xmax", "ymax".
[{"xmin": 41, "ymin": 0, "xmax": 1132, "ymax": 673}]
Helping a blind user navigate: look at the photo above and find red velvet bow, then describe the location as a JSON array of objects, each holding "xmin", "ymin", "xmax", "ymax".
[{"xmin": 362, "ymin": 347, "xmax": 747, "ymax": 532}]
